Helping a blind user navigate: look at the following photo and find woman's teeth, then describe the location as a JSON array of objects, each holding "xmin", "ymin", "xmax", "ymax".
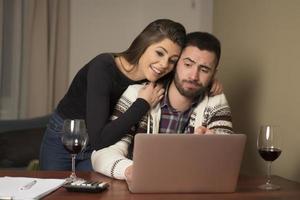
[{"xmin": 151, "ymin": 66, "xmax": 162, "ymax": 75}]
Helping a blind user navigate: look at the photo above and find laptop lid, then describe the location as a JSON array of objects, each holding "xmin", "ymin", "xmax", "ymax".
[{"xmin": 129, "ymin": 134, "xmax": 246, "ymax": 193}]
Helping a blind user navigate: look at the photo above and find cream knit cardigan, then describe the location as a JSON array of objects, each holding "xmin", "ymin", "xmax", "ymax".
[{"xmin": 91, "ymin": 84, "xmax": 233, "ymax": 179}]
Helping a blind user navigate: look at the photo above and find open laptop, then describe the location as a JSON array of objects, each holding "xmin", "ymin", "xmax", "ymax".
[{"xmin": 128, "ymin": 133, "xmax": 246, "ymax": 193}]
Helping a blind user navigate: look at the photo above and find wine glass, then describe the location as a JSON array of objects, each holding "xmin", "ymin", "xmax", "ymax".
[
  {"xmin": 62, "ymin": 119, "xmax": 88, "ymax": 182},
  {"xmin": 257, "ymin": 125, "xmax": 282, "ymax": 190}
]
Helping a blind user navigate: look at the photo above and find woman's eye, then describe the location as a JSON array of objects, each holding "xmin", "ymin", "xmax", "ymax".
[
  {"xmin": 156, "ymin": 51, "xmax": 164, "ymax": 57},
  {"xmin": 169, "ymin": 59, "xmax": 178, "ymax": 65}
]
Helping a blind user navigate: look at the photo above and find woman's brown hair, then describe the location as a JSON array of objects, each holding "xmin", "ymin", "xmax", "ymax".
[{"xmin": 118, "ymin": 19, "xmax": 186, "ymax": 66}]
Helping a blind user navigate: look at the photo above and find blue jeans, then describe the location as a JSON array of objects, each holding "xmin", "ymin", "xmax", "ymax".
[{"xmin": 39, "ymin": 112, "xmax": 92, "ymax": 171}]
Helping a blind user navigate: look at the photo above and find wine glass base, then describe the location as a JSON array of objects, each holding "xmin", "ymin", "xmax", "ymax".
[{"xmin": 258, "ymin": 183, "xmax": 280, "ymax": 190}]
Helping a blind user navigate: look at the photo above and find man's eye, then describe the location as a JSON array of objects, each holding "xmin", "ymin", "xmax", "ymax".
[
  {"xmin": 200, "ymin": 67, "xmax": 210, "ymax": 73},
  {"xmin": 184, "ymin": 62, "xmax": 192, "ymax": 67},
  {"xmin": 156, "ymin": 51, "xmax": 164, "ymax": 57}
]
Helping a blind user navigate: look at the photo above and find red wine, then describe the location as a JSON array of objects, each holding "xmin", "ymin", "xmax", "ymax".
[
  {"xmin": 63, "ymin": 143, "xmax": 83, "ymax": 154},
  {"xmin": 258, "ymin": 147, "xmax": 282, "ymax": 161}
]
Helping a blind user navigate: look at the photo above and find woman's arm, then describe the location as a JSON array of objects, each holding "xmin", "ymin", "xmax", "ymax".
[
  {"xmin": 95, "ymin": 83, "xmax": 164, "ymax": 149},
  {"xmin": 86, "ymin": 53, "xmax": 165, "ymax": 150},
  {"xmin": 86, "ymin": 55, "xmax": 163, "ymax": 150},
  {"xmin": 86, "ymin": 59, "xmax": 150, "ymax": 150}
]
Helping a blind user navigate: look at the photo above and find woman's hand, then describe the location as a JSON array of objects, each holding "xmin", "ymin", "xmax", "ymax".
[
  {"xmin": 209, "ymin": 79, "xmax": 223, "ymax": 96},
  {"xmin": 138, "ymin": 82, "xmax": 165, "ymax": 108}
]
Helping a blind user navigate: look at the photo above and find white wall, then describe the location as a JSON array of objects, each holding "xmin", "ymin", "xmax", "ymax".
[{"xmin": 69, "ymin": 0, "xmax": 213, "ymax": 82}]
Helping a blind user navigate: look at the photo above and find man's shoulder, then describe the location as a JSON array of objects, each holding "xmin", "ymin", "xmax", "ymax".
[
  {"xmin": 193, "ymin": 93, "xmax": 229, "ymax": 114},
  {"xmin": 126, "ymin": 84, "xmax": 144, "ymax": 91},
  {"xmin": 121, "ymin": 84, "xmax": 144, "ymax": 100},
  {"xmin": 206, "ymin": 93, "xmax": 228, "ymax": 105}
]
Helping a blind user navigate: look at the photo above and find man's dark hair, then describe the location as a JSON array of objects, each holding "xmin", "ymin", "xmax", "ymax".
[{"xmin": 185, "ymin": 32, "xmax": 221, "ymax": 67}]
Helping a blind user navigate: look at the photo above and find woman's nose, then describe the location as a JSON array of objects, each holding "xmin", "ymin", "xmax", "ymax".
[{"xmin": 159, "ymin": 58, "xmax": 169, "ymax": 69}]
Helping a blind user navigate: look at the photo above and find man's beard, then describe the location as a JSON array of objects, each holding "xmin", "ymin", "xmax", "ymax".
[{"xmin": 173, "ymin": 72, "xmax": 208, "ymax": 99}]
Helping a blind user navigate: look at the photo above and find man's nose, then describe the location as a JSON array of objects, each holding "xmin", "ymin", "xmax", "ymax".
[{"xmin": 189, "ymin": 67, "xmax": 199, "ymax": 81}]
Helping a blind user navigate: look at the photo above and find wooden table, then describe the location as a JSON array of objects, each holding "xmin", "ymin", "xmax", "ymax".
[{"xmin": 1, "ymin": 170, "xmax": 300, "ymax": 199}]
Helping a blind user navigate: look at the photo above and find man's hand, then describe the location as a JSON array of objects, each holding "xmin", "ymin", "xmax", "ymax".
[
  {"xmin": 125, "ymin": 165, "xmax": 133, "ymax": 184},
  {"xmin": 138, "ymin": 82, "xmax": 164, "ymax": 108},
  {"xmin": 194, "ymin": 126, "xmax": 215, "ymax": 135}
]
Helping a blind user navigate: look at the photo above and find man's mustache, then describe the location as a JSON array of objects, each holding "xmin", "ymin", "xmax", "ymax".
[{"xmin": 182, "ymin": 80, "xmax": 202, "ymax": 87}]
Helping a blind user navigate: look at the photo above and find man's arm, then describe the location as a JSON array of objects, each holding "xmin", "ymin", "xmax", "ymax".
[
  {"xmin": 194, "ymin": 93, "xmax": 233, "ymax": 135},
  {"xmin": 206, "ymin": 93, "xmax": 233, "ymax": 134},
  {"xmin": 91, "ymin": 135, "xmax": 133, "ymax": 180}
]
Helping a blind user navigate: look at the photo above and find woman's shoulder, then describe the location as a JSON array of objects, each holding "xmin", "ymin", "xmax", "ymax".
[
  {"xmin": 89, "ymin": 53, "xmax": 115, "ymax": 66},
  {"xmin": 87, "ymin": 53, "xmax": 117, "ymax": 75}
]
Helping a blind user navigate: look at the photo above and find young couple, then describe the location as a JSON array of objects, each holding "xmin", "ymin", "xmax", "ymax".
[
  {"xmin": 91, "ymin": 31, "xmax": 233, "ymax": 181},
  {"xmin": 39, "ymin": 19, "xmax": 231, "ymax": 173}
]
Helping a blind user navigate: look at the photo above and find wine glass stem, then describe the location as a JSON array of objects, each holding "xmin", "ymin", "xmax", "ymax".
[
  {"xmin": 266, "ymin": 161, "xmax": 272, "ymax": 185},
  {"xmin": 71, "ymin": 154, "xmax": 76, "ymax": 179}
]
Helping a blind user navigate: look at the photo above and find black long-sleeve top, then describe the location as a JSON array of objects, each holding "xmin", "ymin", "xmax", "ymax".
[{"xmin": 56, "ymin": 53, "xmax": 149, "ymax": 150}]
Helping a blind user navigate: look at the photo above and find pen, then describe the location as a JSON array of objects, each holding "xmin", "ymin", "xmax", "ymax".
[
  {"xmin": 20, "ymin": 180, "xmax": 37, "ymax": 190},
  {"xmin": 0, "ymin": 196, "xmax": 13, "ymax": 200}
]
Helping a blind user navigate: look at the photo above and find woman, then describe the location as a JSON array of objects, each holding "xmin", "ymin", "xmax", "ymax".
[{"xmin": 39, "ymin": 19, "xmax": 187, "ymax": 171}]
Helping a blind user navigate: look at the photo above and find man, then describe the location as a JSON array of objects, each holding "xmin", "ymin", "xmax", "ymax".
[{"xmin": 91, "ymin": 32, "xmax": 233, "ymax": 180}]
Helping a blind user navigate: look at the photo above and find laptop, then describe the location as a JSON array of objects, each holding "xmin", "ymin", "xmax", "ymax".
[{"xmin": 128, "ymin": 133, "xmax": 246, "ymax": 193}]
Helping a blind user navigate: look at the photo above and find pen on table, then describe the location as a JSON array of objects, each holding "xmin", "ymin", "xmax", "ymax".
[
  {"xmin": 0, "ymin": 196, "xmax": 13, "ymax": 200},
  {"xmin": 20, "ymin": 180, "xmax": 37, "ymax": 190}
]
